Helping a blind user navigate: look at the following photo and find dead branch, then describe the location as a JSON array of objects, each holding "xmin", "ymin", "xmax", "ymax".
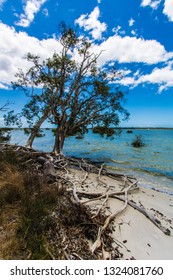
[
  {"xmin": 90, "ymin": 181, "xmax": 138, "ymax": 254},
  {"xmin": 72, "ymin": 183, "xmax": 80, "ymax": 205},
  {"xmin": 80, "ymin": 170, "xmax": 89, "ymax": 185},
  {"xmin": 112, "ymin": 196, "xmax": 171, "ymax": 236},
  {"xmin": 78, "ymin": 183, "xmax": 139, "ymax": 201},
  {"xmin": 92, "ymin": 194, "xmax": 109, "ymax": 219},
  {"xmin": 1, "ymin": 142, "xmax": 171, "ymax": 262},
  {"xmin": 98, "ymin": 163, "xmax": 105, "ymax": 182},
  {"xmin": 81, "ymin": 192, "xmax": 107, "ymax": 205},
  {"xmin": 102, "ymin": 245, "xmax": 111, "ymax": 260},
  {"xmin": 91, "ymin": 227, "xmax": 102, "ymax": 254},
  {"xmin": 91, "ymin": 182, "xmax": 136, "ymax": 254},
  {"xmin": 101, "ymin": 182, "xmax": 132, "ymax": 232}
]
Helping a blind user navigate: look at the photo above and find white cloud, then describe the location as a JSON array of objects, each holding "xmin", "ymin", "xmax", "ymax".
[
  {"xmin": 141, "ymin": 0, "xmax": 151, "ymax": 6},
  {"xmin": 16, "ymin": 0, "xmax": 47, "ymax": 27},
  {"xmin": 138, "ymin": 64, "xmax": 173, "ymax": 91},
  {"xmin": 114, "ymin": 64, "xmax": 173, "ymax": 92},
  {"xmin": 131, "ymin": 30, "xmax": 137, "ymax": 36},
  {"xmin": 43, "ymin": 8, "xmax": 49, "ymax": 17},
  {"xmin": 112, "ymin": 25, "xmax": 126, "ymax": 36},
  {"xmin": 97, "ymin": 0, "xmax": 101, "ymax": 3},
  {"xmin": 141, "ymin": 0, "xmax": 173, "ymax": 22},
  {"xmin": 134, "ymin": 69, "xmax": 141, "ymax": 77},
  {"xmin": 1, "ymin": 20, "xmax": 173, "ymax": 92},
  {"xmin": 94, "ymin": 34, "xmax": 173, "ymax": 65},
  {"xmin": 0, "ymin": 22, "xmax": 62, "ymax": 86},
  {"xmin": 141, "ymin": 0, "xmax": 162, "ymax": 9},
  {"xmin": 121, "ymin": 69, "xmax": 132, "ymax": 76},
  {"xmin": 129, "ymin": 18, "xmax": 135, "ymax": 27},
  {"xmin": 75, "ymin": 6, "xmax": 107, "ymax": 40},
  {"xmin": 163, "ymin": 0, "xmax": 173, "ymax": 21},
  {"xmin": 117, "ymin": 63, "xmax": 173, "ymax": 91},
  {"xmin": 117, "ymin": 76, "xmax": 137, "ymax": 86},
  {"xmin": 0, "ymin": 82, "xmax": 8, "ymax": 90},
  {"xmin": 0, "ymin": 0, "xmax": 6, "ymax": 10},
  {"xmin": 112, "ymin": 25, "xmax": 121, "ymax": 35}
]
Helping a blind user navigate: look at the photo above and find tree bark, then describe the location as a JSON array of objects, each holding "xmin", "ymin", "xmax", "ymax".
[
  {"xmin": 25, "ymin": 111, "xmax": 51, "ymax": 149},
  {"xmin": 52, "ymin": 126, "xmax": 65, "ymax": 155}
]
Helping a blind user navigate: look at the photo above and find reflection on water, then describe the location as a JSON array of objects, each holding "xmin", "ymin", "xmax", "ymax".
[{"xmin": 9, "ymin": 128, "xmax": 173, "ymax": 193}]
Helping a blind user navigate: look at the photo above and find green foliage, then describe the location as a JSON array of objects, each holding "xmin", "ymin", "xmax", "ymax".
[
  {"xmin": 131, "ymin": 135, "xmax": 145, "ymax": 148},
  {"xmin": 3, "ymin": 111, "xmax": 22, "ymax": 127},
  {"xmin": 92, "ymin": 126, "xmax": 122, "ymax": 138},
  {"xmin": 7, "ymin": 22, "xmax": 129, "ymax": 153},
  {"xmin": 0, "ymin": 128, "xmax": 11, "ymax": 143},
  {"xmin": 92, "ymin": 126, "xmax": 115, "ymax": 137}
]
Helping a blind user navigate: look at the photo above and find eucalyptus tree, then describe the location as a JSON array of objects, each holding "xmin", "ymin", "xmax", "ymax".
[{"xmin": 4, "ymin": 24, "xmax": 129, "ymax": 154}]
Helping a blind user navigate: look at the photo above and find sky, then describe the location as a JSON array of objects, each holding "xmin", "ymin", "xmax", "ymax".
[{"xmin": 0, "ymin": 0, "xmax": 173, "ymax": 127}]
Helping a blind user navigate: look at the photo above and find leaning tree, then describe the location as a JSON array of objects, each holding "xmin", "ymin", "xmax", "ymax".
[{"xmin": 4, "ymin": 24, "xmax": 129, "ymax": 154}]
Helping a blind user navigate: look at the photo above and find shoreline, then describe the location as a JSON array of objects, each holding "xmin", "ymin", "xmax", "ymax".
[
  {"xmin": 1, "ymin": 127, "xmax": 173, "ymax": 193},
  {"xmin": 71, "ymin": 168, "xmax": 173, "ymax": 260},
  {"xmin": 0, "ymin": 143, "xmax": 173, "ymax": 260},
  {"xmin": 105, "ymin": 167, "xmax": 173, "ymax": 196}
]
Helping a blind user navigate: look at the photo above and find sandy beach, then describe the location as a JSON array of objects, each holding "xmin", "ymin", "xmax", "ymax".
[
  {"xmin": 71, "ymin": 168, "xmax": 173, "ymax": 260},
  {"xmin": 0, "ymin": 145, "xmax": 172, "ymax": 260}
]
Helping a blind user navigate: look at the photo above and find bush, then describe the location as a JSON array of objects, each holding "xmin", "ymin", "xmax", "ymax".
[
  {"xmin": 131, "ymin": 135, "xmax": 145, "ymax": 148},
  {"xmin": 0, "ymin": 128, "xmax": 11, "ymax": 143}
]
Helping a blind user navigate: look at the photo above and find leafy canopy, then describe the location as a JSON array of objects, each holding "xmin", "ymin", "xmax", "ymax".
[{"xmin": 4, "ymin": 23, "xmax": 129, "ymax": 151}]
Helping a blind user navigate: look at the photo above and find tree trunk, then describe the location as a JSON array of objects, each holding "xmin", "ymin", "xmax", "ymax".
[
  {"xmin": 25, "ymin": 111, "xmax": 50, "ymax": 149},
  {"xmin": 52, "ymin": 127, "xmax": 65, "ymax": 155}
]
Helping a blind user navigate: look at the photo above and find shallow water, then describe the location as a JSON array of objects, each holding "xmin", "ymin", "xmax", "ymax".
[{"xmin": 9, "ymin": 128, "xmax": 173, "ymax": 194}]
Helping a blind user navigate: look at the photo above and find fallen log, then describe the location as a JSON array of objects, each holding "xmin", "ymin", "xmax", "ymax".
[
  {"xmin": 77, "ymin": 188, "xmax": 170, "ymax": 236},
  {"xmin": 113, "ymin": 196, "xmax": 171, "ymax": 236}
]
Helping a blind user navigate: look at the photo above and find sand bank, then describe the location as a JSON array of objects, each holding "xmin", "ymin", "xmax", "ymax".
[
  {"xmin": 71, "ymin": 169, "xmax": 173, "ymax": 260},
  {"xmin": 1, "ymin": 144, "xmax": 172, "ymax": 260}
]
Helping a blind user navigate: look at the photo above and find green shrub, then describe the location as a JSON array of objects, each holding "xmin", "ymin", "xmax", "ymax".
[{"xmin": 131, "ymin": 135, "xmax": 145, "ymax": 148}]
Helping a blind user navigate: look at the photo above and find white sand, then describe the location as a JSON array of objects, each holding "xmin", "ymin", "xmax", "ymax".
[{"xmin": 71, "ymin": 169, "xmax": 173, "ymax": 260}]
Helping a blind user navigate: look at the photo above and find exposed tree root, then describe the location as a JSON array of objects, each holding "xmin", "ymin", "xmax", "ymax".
[
  {"xmin": 112, "ymin": 195, "xmax": 171, "ymax": 236},
  {"xmin": 0, "ymin": 143, "xmax": 171, "ymax": 261},
  {"xmin": 90, "ymin": 181, "xmax": 137, "ymax": 254}
]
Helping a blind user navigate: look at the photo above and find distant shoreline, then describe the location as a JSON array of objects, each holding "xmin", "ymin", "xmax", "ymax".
[{"xmin": 1, "ymin": 127, "xmax": 173, "ymax": 130}]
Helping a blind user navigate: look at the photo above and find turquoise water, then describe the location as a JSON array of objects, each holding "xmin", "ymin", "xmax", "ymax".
[{"xmin": 9, "ymin": 128, "xmax": 173, "ymax": 194}]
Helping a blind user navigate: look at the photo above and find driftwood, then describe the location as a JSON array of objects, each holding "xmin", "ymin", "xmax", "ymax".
[
  {"xmin": 113, "ymin": 195, "xmax": 171, "ymax": 236},
  {"xmin": 91, "ymin": 181, "xmax": 137, "ymax": 254},
  {"xmin": 78, "ymin": 188, "xmax": 170, "ymax": 236},
  {"xmin": 92, "ymin": 194, "xmax": 109, "ymax": 219},
  {"xmin": 72, "ymin": 183, "xmax": 80, "ymax": 205},
  {"xmin": 102, "ymin": 182, "xmax": 136, "ymax": 232},
  {"xmin": 78, "ymin": 186, "xmax": 138, "ymax": 201},
  {"xmin": 1, "ymin": 143, "xmax": 170, "ymax": 235},
  {"xmin": 1, "ymin": 143, "xmax": 171, "ymax": 260}
]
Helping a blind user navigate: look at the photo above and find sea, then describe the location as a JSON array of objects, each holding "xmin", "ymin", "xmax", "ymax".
[{"xmin": 7, "ymin": 128, "xmax": 173, "ymax": 195}]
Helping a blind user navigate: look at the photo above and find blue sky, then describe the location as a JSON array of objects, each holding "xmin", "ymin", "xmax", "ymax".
[{"xmin": 0, "ymin": 0, "xmax": 173, "ymax": 127}]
